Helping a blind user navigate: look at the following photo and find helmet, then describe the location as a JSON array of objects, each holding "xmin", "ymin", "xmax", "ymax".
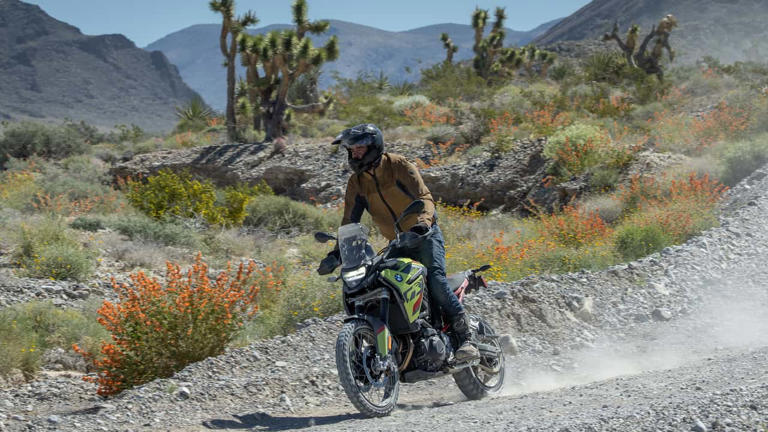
[{"xmin": 332, "ymin": 123, "xmax": 384, "ymax": 174}]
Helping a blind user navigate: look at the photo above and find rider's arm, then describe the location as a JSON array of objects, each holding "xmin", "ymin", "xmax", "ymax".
[
  {"xmin": 341, "ymin": 174, "xmax": 367, "ymax": 226},
  {"xmin": 393, "ymin": 158, "xmax": 436, "ymax": 228}
]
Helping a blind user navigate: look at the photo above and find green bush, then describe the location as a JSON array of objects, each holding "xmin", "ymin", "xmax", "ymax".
[
  {"xmin": 0, "ymin": 301, "xmax": 107, "ymax": 379},
  {"xmin": 582, "ymin": 52, "xmax": 632, "ymax": 85},
  {"xmin": 718, "ymin": 135, "xmax": 768, "ymax": 186},
  {"xmin": 419, "ymin": 63, "xmax": 493, "ymax": 103},
  {"xmin": 0, "ymin": 122, "xmax": 90, "ymax": 167},
  {"xmin": 544, "ymin": 123, "xmax": 612, "ymax": 178},
  {"xmin": 126, "ymin": 169, "xmax": 271, "ymax": 226},
  {"xmin": 107, "ymin": 214, "xmax": 203, "ymax": 249},
  {"xmin": 615, "ymin": 224, "xmax": 672, "ymax": 261},
  {"xmin": 14, "ymin": 217, "xmax": 94, "ymax": 281},
  {"xmin": 392, "ymin": 95, "xmax": 430, "ymax": 114},
  {"xmin": 70, "ymin": 216, "xmax": 105, "ymax": 232},
  {"xmin": 244, "ymin": 195, "xmax": 337, "ymax": 234}
]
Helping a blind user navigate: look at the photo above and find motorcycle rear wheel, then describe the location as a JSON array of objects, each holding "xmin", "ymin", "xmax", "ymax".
[
  {"xmin": 335, "ymin": 319, "xmax": 400, "ymax": 417},
  {"xmin": 452, "ymin": 315, "xmax": 505, "ymax": 400}
]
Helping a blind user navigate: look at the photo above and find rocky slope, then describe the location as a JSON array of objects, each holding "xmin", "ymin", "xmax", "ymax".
[
  {"xmin": 0, "ymin": 0, "xmax": 200, "ymax": 131},
  {"xmin": 146, "ymin": 19, "xmax": 559, "ymax": 110},
  {"xmin": 109, "ymin": 138, "xmax": 609, "ymax": 214},
  {"xmin": 1, "ymin": 158, "xmax": 767, "ymax": 431},
  {"xmin": 534, "ymin": 0, "xmax": 768, "ymax": 64}
]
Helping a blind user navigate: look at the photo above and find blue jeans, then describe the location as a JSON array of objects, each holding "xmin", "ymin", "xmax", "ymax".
[{"xmin": 398, "ymin": 224, "xmax": 464, "ymax": 319}]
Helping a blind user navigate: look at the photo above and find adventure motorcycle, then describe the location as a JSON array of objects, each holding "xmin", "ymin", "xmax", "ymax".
[{"xmin": 315, "ymin": 200, "xmax": 505, "ymax": 417}]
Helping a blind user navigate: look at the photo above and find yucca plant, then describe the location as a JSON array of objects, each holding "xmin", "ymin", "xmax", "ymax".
[
  {"xmin": 174, "ymin": 98, "xmax": 213, "ymax": 133},
  {"xmin": 440, "ymin": 33, "xmax": 458, "ymax": 64}
]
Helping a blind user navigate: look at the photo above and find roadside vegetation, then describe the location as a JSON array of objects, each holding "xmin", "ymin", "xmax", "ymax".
[{"xmin": 2, "ymin": 3, "xmax": 768, "ymax": 394}]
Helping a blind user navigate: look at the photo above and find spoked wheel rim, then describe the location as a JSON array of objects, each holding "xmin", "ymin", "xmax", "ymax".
[
  {"xmin": 347, "ymin": 325, "xmax": 398, "ymax": 408},
  {"xmin": 469, "ymin": 317, "xmax": 505, "ymax": 391}
]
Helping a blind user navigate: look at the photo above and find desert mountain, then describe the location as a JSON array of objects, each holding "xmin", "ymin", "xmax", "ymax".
[
  {"xmin": 534, "ymin": 0, "xmax": 768, "ymax": 63},
  {"xmin": 146, "ymin": 19, "xmax": 560, "ymax": 111},
  {"xmin": 0, "ymin": 0, "xmax": 200, "ymax": 131}
]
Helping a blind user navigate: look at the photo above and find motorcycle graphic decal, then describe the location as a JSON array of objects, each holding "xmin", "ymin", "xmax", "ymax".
[{"xmin": 380, "ymin": 258, "xmax": 425, "ymax": 323}]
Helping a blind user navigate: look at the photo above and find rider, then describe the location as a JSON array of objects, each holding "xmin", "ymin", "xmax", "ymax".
[{"xmin": 317, "ymin": 123, "xmax": 479, "ymax": 362}]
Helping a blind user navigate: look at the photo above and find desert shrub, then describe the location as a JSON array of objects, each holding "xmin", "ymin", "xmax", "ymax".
[
  {"xmin": 589, "ymin": 165, "xmax": 623, "ymax": 192},
  {"xmin": 544, "ymin": 123, "xmax": 612, "ymax": 178},
  {"xmin": 239, "ymin": 266, "xmax": 341, "ymax": 341},
  {"xmin": 718, "ymin": 135, "xmax": 768, "ymax": 186},
  {"xmin": 392, "ymin": 95, "xmax": 430, "ymax": 114},
  {"xmin": 333, "ymin": 94, "xmax": 406, "ymax": 129},
  {"xmin": 578, "ymin": 195, "xmax": 624, "ymax": 225},
  {"xmin": 244, "ymin": 195, "xmax": 337, "ymax": 234},
  {"xmin": 0, "ymin": 166, "xmax": 41, "ymax": 211},
  {"xmin": 582, "ymin": 51, "xmax": 632, "ymax": 85},
  {"xmin": 174, "ymin": 97, "xmax": 213, "ymax": 133},
  {"xmin": 490, "ymin": 85, "xmax": 533, "ymax": 113},
  {"xmin": 125, "ymin": 169, "xmax": 271, "ymax": 226},
  {"xmin": 70, "ymin": 216, "xmax": 105, "ymax": 232},
  {"xmin": 536, "ymin": 205, "xmax": 612, "ymax": 248},
  {"xmin": 0, "ymin": 301, "xmax": 107, "ymax": 379},
  {"xmin": 425, "ymin": 124, "xmax": 458, "ymax": 145},
  {"xmin": 615, "ymin": 224, "xmax": 672, "ymax": 261},
  {"xmin": 75, "ymin": 254, "xmax": 281, "ymax": 395},
  {"xmin": 14, "ymin": 217, "xmax": 94, "ymax": 281},
  {"xmin": 0, "ymin": 122, "xmax": 90, "ymax": 167},
  {"xmin": 549, "ymin": 60, "xmax": 577, "ymax": 82},
  {"xmin": 107, "ymin": 214, "xmax": 203, "ymax": 249},
  {"xmin": 419, "ymin": 62, "xmax": 493, "ymax": 103}
]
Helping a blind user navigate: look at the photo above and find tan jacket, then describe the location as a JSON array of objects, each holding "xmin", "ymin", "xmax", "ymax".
[{"xmin": 341, "ymin": 153, "xmax": 436, "ymax": 240}]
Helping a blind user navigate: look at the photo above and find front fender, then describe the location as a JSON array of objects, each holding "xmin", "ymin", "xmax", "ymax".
[{"xmin": 344, "ymin": 314, "xmax": 390, "ymax": 357}]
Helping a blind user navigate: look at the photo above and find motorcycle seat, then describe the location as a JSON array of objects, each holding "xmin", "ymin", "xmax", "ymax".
[{"xmin": 446, "ymin": 273, "xmax": 468, "ymax": 293}]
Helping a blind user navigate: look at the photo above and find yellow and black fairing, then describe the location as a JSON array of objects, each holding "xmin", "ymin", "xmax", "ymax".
[{"xmin": 342, "ymin": 257, "xmax": 427, "ymax": 359}]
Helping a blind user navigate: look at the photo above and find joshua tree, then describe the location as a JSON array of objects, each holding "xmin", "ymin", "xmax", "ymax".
[
  {"xmin": 440, "ymin": 33, "xmax": 458, "ymax": 64},
  {"xmin": 209, "ymin": 0, "xmax": 257, "ymax": 141},
  {"xmin": 238, "ymin": 0, "xmax": 339, "ymax": 140},
  {"xmin": 602, "ymin": 14, "xmax": 678, "ymax": 81}
]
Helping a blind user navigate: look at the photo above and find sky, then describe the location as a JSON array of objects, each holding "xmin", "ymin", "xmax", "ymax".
[{"xmin": 23, "ymin": 0, "xmax": 591, "ymax": 48}]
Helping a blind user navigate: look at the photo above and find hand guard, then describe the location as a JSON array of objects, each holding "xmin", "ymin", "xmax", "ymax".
[
  {"xmin": 409, "ymin": 223, "xmax": 430, "ymax": 236},
  {"xmin": 317, "ymin": 250, "xmax": 341, "ymax": 275}
]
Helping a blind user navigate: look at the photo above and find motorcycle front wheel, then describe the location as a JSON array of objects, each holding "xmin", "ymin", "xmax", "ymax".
[
  {"xmin": 453, "ymin": 315, "xmax": 505, "ymax": 400},
  {"xmin": 335, "ymin": 319, "xmax": 400, "ymax": 417}
]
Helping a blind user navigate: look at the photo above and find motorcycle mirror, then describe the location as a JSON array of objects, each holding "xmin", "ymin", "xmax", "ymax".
[
  {"xmin": 474, "ymin": 264, "xmax": 492, "ymax": 273},
  {"xmin": 314, "ymin": 231, "xmax": 336, "ymax": 243},
  {"xmin": 395, "ymin": 200, "xmax": 425, "ymax": 228}
]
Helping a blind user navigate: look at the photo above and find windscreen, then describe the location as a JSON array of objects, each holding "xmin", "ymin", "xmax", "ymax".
[{"xmin": 337, "ymin": 223, "xmax": 370, "ymax": 269}]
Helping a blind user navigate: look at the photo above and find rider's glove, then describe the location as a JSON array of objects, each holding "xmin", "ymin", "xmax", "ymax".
[
  {"xmin": 317, "ymin": 250, "xmax": 341, "ymax": 275},
  {"xmin": 409, "ymin": 223, "xmax": 430, "ymax": 236}
]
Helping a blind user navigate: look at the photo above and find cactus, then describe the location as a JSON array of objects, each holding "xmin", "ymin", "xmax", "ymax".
[
  {"xmin": 440, "ymin": 33, "xmax": 458, "ymax": 64},
  {"xmin": 209, "ymin": 0, "xmax": 258, "ymax": 141},
  {"xmin": 238, "ymin": 0, "xmax": 338, "ymax": 140},
  {"xmin": 602, "ymin": 14, "xmax": 678, "ymax": 81}
]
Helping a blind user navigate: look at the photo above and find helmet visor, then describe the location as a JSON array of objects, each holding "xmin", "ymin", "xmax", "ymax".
[{"xmin": 338, "ymin": 133, "xmax": 375, "ymax": 149}]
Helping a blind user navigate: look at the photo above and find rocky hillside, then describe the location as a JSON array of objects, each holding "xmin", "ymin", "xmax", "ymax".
[
  {"xmin": 534, "ymin": 0, "xmax": 768, "ymax": 63},
  {"xmin": 146, "ymin": 19, "xmax": 559, "ymax": 110},
  {"xmin": 0, "ymin": 0, "xmax": 200, "ymax": 131}
]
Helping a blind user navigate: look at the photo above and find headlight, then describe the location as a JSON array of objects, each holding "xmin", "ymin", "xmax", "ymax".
[{"xmin": 342, "ymin": 266, "xmax": 367, "ymax": 285}]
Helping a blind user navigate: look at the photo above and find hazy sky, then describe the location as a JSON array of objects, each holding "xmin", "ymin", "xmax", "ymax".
[{"xmin": 23, "ymin": 0, "xmax": 591, "ymax": 47}]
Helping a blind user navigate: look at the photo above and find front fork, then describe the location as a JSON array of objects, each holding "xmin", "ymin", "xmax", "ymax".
[{"xmin": 351, "ymin": 291, "xmax": 394, "ymax": 372}]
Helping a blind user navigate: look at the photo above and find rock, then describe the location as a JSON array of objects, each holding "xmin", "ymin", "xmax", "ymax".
[
  {"xmin": 10, "ymin": 415, "xmax": 24, "ymax": 422},
  {"xmin": 47, "ymin": 415, "xmax": 61, "ymax": 424},
  {"xmin": 498, "ymin": 334, "xmax": 519, "ymax": 355},
  {"xmin": 651, "ymin": 308, "xmax": 673, "ymax": 322},
  {"xmin": 177, "ymin": 387, "xmax": 191, "ymax": 400},
  {"xmin": 692, "ymin": 418, "xmax": 708, "ymax": 432},
  {"xmin": 279, "ymin": 393, "xmax": 293, "ymax": 412},
  {"xmin": 493, "ymin": 290, "xmax": 507, "ymax": 299},
  {"xmin": 275, "ymin": 361, "xmax": 289, "ymax": 368}
]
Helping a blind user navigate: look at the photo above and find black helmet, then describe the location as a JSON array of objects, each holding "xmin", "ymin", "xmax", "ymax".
[{"xmin": 332, "ymin": 123, "xmax": 384, "ymax": 174}]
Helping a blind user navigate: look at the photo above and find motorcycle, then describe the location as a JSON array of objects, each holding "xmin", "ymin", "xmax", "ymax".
[{"xmin": 315, "ymin": 200, "xmax": 505, "ymax": 417}]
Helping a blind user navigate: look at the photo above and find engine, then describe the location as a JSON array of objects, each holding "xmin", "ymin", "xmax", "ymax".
[{"xmin": 413, "ymin": 321, "xmax": 452, "ymax": 372}]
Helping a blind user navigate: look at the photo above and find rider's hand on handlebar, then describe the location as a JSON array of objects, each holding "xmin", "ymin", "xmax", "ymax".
[{"xmin": 317, "ymin": 250, "xmax": 341, "ymax": 275}]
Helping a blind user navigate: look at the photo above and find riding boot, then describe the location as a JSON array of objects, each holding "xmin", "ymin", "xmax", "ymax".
[{"xmin": 451, "ymin": 313, "xmax": 480, "ymax": 362}]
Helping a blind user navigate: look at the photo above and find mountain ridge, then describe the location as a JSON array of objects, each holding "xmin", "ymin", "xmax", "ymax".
[
  {"xmin": 0, "ymin": 0, "xmax": 200, "ymax": 131},
  {"xmin": 146, "ymin": 18, "xmax": 561, "ymax": 110}
]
